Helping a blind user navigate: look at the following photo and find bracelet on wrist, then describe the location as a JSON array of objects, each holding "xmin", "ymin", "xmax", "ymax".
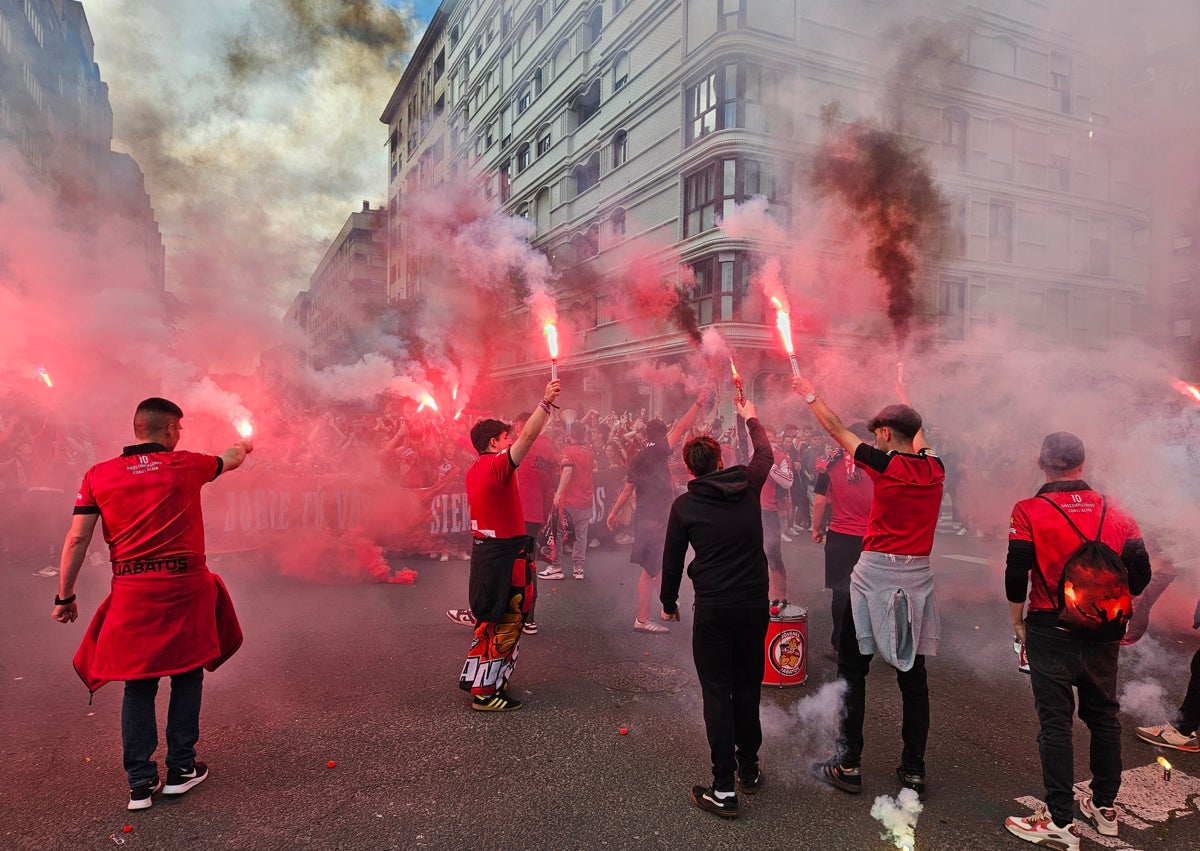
[{"xmin": 55, "ymin": 593, "xmax": 76, "ymax": 606}]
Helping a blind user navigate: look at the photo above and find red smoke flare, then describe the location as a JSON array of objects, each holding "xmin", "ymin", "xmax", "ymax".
[{"xmin": 1171, "ymin": 379, "xmax": 1200, "ymax": 405}]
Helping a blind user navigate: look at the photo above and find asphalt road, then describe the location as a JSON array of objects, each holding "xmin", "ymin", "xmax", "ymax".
[{"xmin": 2, "ymin": 529, "xmax": 1197, "ymax": 850}]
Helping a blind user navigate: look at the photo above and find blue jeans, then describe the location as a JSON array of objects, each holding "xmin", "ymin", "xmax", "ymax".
[
  {"xmin": 1026, "ymin": 626, "xmax": 1121, "ymax": 827},
  {"xmin": 121, "ymin": 667, "xmax": 204, "ymax": 787}
]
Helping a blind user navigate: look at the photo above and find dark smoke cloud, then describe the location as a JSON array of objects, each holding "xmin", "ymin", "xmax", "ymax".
[{"xmin": 810, "ymin": 104, "xmax": 947, "ymax": 349}]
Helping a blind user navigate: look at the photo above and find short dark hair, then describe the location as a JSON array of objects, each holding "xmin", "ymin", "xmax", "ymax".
[
  {"xmin": 133, "ymin": 397, "xmax": 183, "ymax": 439},
  {"xmin": 470, "ymin": 418, "xmax": 510, "ymax": 453},
  {"xmin": 568, "ymin": 422, "xmax": 587, "ymax": 442},
  {"xmin": 683, "ymin": 435, "xmax": 722, "ymax": 476},
  {"xmin": 866, "ymin": 404, "xmax": 922, "ymax": 440},
  {"xmin": 645, "ymin": 418, "xmax": 668, "ymax": 442},
  {"xmin": 1039, "ymin": 431, "xmax": 1085, "ymax": 472}
]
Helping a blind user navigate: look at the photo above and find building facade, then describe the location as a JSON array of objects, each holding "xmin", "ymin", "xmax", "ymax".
[
  {"xmin": 0, "ymin": 0, "xmax": 164, "ymax": 290},
  {"xmin": 382, "ymin": 0, "xmax": 1155, "ymax": 409},
  {"xmin": 307, "ymin": 202, "xmax": 388, "ymax": 369}
]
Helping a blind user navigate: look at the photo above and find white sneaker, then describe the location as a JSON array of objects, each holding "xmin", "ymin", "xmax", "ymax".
[
  {"xmin": 34, "ymin": 565, "xmax": 59, "ymax": 577},
  {"xmin": 573, "ymin": 568, "xmax": 585, "ymax": 580},
  {"xmin": 538, "ymin": 566, "xmax": 565, "ymax": 580},
  {"xmin": 1079, "ymin": 795, "xmax": 1118, "ymax": 837},
  {"xmin": 634, "ymin": 618, "xmax": 669, "ymax": 634},
  {"xmin": 780, "ymin": 532, "xmax": 794, "ymax": 543},
  {"xmin": 1135, "ymin": 722, "xmax": 1199, "ymax": 752},
  {"xmin": 779, "ymin": 603, "xmax": 807, "ymax": 618},
  {"xmin": 1004, "ymin": 806, "xmax": 1079, "ymax": 850}
]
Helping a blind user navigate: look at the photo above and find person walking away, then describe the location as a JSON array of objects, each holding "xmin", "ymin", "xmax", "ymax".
[
  {"xmin": 540, "ymin": 421, "xmax": 595, "ymax": 581},
  {"xmin": 51, "ymin": 397, "xmax": 252, "ymax": 810},
  {"xmin": 661, "ymin": 396, "xmax": 772, "ymax": 818},
  {"xmin": 1004, "ymin": 432, "xmax": 1151, "ymax": 849}
]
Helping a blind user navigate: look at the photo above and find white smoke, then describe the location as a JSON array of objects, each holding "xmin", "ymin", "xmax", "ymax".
[{"xmin": 871, "ymin": 788, "xmax": 923, "ymax": 851}]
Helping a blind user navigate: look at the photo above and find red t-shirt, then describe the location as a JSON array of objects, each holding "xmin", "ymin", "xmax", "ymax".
[
  {"xmin": 466, "ymin": 450, "xmax": 525, "ymax": 539},
  {"xmin": 855, "ymin": 444, "xmax": 945, "ymax": 556},
  {"xmin": 760, "ymin": 448, "xmax": 792, "ymax": 512},
  {"xmin": 559, "ymin": 442, "xmax": 595, "ymax": 510},
  {"xmin": 813, "ymin": 449, "xmax": 874, "ymax": 536},
  {"xmin": 75, "ymin": 444, "xmax": 221, "ymax": 569},
  {"xmin": 1009, "ymin": 488, "xmax": 1142, "ymax": 613},
  {"xmin": 516, "ymin": 435, "xmax": 555, "ymax": 524}
]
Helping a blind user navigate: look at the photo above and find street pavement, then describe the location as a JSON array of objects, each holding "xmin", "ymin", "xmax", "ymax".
[{"xmin": 2, "ymin": 529, "xmax": 1197, "ymax": 850}]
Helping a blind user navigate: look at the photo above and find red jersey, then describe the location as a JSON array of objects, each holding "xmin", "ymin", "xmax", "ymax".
[
  {"xmin": 466, "ymin": 450, "xmax": 525, "ymax": 539},
  {"xmin": 855, "ymin": 444, "xmax": 945, "ymax": 556},
  {"xmin": 1009, "ymin": 486, "xmax": 1142, "ymax": 614},
  {"xmin": 559, "ymin": 442, "xmax": 595, "ymax": 510},
  {"xmin": 813, "ymin": 449, "xmax": 873, "ymax": 536},
  {"xmin": 75, "ymin": 443, "xmax": 221, "ymax": 569},
  {"xmin": 516, "ymin": 435, "xmax": 555, "ymax": 524}
]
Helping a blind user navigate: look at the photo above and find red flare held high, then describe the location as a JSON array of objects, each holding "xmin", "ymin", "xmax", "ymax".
[
  {"xmin": 730, "ymin": 358, "xmax": 746, "ymax": 404},
  {"xmin": 36, "ymin": 365, "xmax": 53, "ymax": 387},
  {"xmin": 233, "ymin": 418, "xmax": 253, "ymax": 439},
  {"xmin": 769, "ymin": 297, "xmax": 802, "ymax": 378},
  {"xmin": 1172, "ymin": 379, "xmax": 1200, "ymax": 405},
  {"xmin": 544, "ymin": 321, "xmax": 559, "ymax": 380},
  {"xmin": 416, "ymin": 394, "xmax": 439, "ymax": 414}
]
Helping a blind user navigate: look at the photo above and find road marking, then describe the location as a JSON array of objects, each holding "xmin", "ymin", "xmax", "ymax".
[{"xmin": 1013, "ymin": 763, "xmax": 1198, "ymax": 850}]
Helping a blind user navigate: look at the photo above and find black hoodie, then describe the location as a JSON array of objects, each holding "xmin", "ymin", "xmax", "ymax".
[{"xmin": 661, "ymin": 418, "xmax": 772, "ymax": 612}]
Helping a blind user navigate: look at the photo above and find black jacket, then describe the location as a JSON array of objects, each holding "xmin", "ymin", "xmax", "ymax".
[{"xmin": 661, "ymin": 418, "xmax": 772, "ymax": 612}]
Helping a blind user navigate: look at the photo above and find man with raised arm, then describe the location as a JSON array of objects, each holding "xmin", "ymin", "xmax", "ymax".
[{"xmin": 792, "ymin": 376, "xmax": 943, "ymax": 800}]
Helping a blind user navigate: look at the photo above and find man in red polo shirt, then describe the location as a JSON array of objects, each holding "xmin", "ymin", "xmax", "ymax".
[
  {"xmin": 51, "ymin": 397, "xmax": 252, "ymax": 811},
  {"xmin": 541, "ymin": 421, "xmax": 595, "ymax": 581},
  {"xmin": 1004, "ymin": 432, "xmax": 1151, "ymax": 849},
  {"xmin": 792, "ymin": 377, "xmax": 943, "ymax": 799},
  {"xmin": 458, "ymin": 379, "xmax": 561, "ymax": 711}
]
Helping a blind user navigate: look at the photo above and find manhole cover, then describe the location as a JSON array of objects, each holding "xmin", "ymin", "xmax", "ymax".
[{"xmin": 587, "ymin": 661, "xmax": 691, "ymax": 693}]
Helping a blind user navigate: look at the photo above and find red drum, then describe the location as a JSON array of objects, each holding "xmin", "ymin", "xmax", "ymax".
[{"xmin": 763, "ymin": 613, "xmax": 807, "ymax": 687}]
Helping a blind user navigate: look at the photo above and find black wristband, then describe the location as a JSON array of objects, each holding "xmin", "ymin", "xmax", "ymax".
[{"xmin": 55, "ymin": 594, "xmax": 76, "ymax": 606}]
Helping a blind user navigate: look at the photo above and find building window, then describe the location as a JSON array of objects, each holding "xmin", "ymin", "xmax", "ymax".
[
  {"xmin": 1050, "ymin": 52, "xmax": 1071, "ymax": 114},
  {"xmin": 611, "ymin": 207, "xmax": 626, "ymax": 241},
  {"xmin": 586, "ymin": 6, "xmax": 603, "ymax": 45},
  {"xmin": 612, "ymin": 130, "xmax": 628, "ymax": 168},
  {"xmin": 517, "ymin": 143, "xmax": 531, "ymax": 172},
  {"xmin": 517, "ymin": 85, "xmax": 532, "ymax": 114},
  {"xmin": 537, "ymin": 125, "xmax": 552, "ymax": 156},
  {"xmin": 554, "ymin": 39, "xmax": 572, "ymax": 76},
  {"xmin": 947, "ymin": 195, "xmax": 967, "ymax": 258},
  {"xmin": 990, "ymin": 36, "xmax": 1017, "ymax": 75},
  {"xmin": 939, "ymin": 275, "xmax": 966, "ymax": 341},
  {"xmin": 988, "ymin": 200, "xmax": 1014, "ymax": 263},
  {"xmin": 689, "ymin": 252, "xmax": 750, "ymax": 325},
  {"xmin": 719, "ymin": 0, "xmax": 743, "ymax": 31},
  {"xmin": 571, "ymin": 79, "xmax": 602, "ymax": 128},
  {"xmin": 686, "ymin": 62, "xmax": 780, "ymax": 144},
  {"xmin": 990, "ymin": 120, "xmax": 1014, "ymax": 181},
  {"xmin": 500, "ymin": 160, "xmax": 511, "ymax": 202},
  {"xmin": 684, "ymin": 155, "xmax": 785, "ymax": 237},
  {"xmin": 684, "ymin": 165, "xmax": 717, "ymax": 236},
  {"xmin": 573, "ymin": 151, "xmax": 601, "ymax": 195},
  {"xmin": 613, "ymin": 51, "xmax": 630, "ymax": 91},
  {"xmin": 532, "ymin": 67, "xmax": 543, "ymax": 96},
  {"xmin": 1088, "ymin": 217, "xmax": 1110, "ymax": 276},
  {"xmin": 941, "ymin": 107, "xmax": 968, "ymax": 170}
]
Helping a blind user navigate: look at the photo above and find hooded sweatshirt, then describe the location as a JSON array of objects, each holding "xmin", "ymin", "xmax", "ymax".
[{"xmin": 661, "ymin": 417, "xmax": 772, "ymax": 612}]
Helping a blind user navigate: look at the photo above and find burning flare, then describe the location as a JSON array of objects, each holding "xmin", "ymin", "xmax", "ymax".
[
  {"xmin": 544, "ymin": 321, "xmax": 559, "ymax": 380},
  {"xmin": 233, "ymin": 418, "xmax": 253, "ymax": 439},
  {"xmin": 1171, "ymin": 379, "xmax": 1200, "ymax": 405},
  {"xmin": 36, "ymin": 365, "xmax": 53, "ymax": 388},
  {"xmin": 769, "ymin": 297, "xmax": 802, "ymax": 378},
  {"xmin": 730, "ymin": 358, "xmax": 746, "ymax": 404},
  {"xmin": 416, "ymin": 394, "xmax": 439, "ymax": 414},
  {"xmin": 1158, "ymin": 756, "xmax": 1172, "ymax": 781}
]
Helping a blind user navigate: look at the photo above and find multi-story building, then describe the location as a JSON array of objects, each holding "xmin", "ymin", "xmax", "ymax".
[
  {"xmin": 307, "ymin": 202, "xmax": 388, "ymax": 369},
  {"xmin": 382, "ymin": 0, "xmax": 1154, "ymax": 413},
  {"xmin": 0, "ymin": 0, "xmax": 164, "ymax": 291}
]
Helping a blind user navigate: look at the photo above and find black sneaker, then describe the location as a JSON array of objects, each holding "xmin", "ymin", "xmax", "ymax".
[
  {"xmin": 896, "ymin": 766, "xmax": 926, "ymax": 797},
  {"xmin": 127, "ymin": 777, "xmax": 162, "ymax": 810},
  {"xmin": 737, "ymin": 768, "xmax": 764, "ymax": 795},
  {"xmin": 163, "ymin": 762, "xmax": 208, "ymax": 795},
  {"xmin": 813, "ymin": 759, "xmax": 862, "ymax": 794},
  {"xmin": 690, "ymin": 785, "xmax": 739, "ymax": 818},
  {"xmin": 471, "ymin": 691, "xmax": 523, "ymax": 712}
]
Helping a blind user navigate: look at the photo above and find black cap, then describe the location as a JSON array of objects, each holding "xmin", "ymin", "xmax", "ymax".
[{"xmin": 1038, "ymin": 432, "xmax": 1085, "ymax": 471}]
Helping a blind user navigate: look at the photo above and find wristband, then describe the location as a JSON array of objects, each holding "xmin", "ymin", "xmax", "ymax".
[
  {"xmin": 538, "ymin": 400, "xmax": 552, "ymax": 414},
  {"xmin": 55, "ymin": 594, "xmax": 76, "ymax": 606}
]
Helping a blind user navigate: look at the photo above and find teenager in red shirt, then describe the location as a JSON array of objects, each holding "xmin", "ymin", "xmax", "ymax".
[
  {"xmin": 542, "ymin": 421, "xmax": 595, "ymax": 580},
  {"xmin": 51, "ymin": 397, "xmax": 252, "ymax": 811},
  {"xmin": 457, "ymin": 380, "xmax": 561, "ymax": 711},
  {"xmin": 793, "ymin": 377, "xmax": 943, "ymax": 799}
]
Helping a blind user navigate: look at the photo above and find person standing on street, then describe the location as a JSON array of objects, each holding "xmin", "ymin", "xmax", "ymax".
[
  {"xmin": 793, "ymin": 377, "xmax": 944, "ymax": 800},
  {"xmin": 606, "ymin": 390, "xmax": 706, "ymax": 634},
  {"xmin": 457, "ymin": 380, "xmax": 561, "ymax": 712},
  {"xmin": 1004, "ymin": 432, "xmax": 1151, "ymax": 849},
  {"xmin": 661, "ymin": 395, "xmax": 772, "ymax": 819},
  {"xmin": 541, "ymin": 421, "xmax": 595, "ymax": 581},
  {"xmin": 51, "ymin": 397, "xmax": 252, "ymax": 811}
]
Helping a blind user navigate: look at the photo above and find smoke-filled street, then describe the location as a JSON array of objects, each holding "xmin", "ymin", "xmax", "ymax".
[{"xmin": 3, "ymin": 530, "xmax": 1196, "ymax": 850}]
